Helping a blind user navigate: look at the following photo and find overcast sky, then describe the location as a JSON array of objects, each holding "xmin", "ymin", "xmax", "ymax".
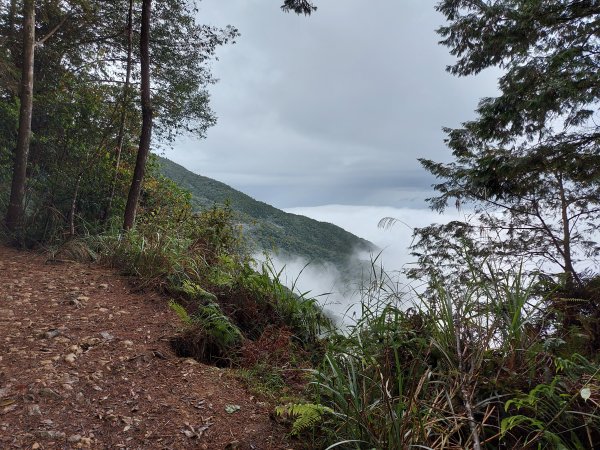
[{"xmin": 164, "ymin": 0, "xmax": 500, "ymax": 210}]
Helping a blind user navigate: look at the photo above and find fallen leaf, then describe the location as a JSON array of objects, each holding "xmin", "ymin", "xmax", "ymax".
[
  {"xmin": 182, "ymin": 429, "xmax": 195, "ymax": 438},
  {"xmin": 151, "ymin": 350, "xmax": 167, "ymax": 360},
  {"xmin": 0, "ymin": 399, "xmax": 15, "ymax": 407}
]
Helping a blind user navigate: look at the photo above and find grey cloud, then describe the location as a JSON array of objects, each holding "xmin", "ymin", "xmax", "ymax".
[{"xmin": 165, "ymin": 0, "xmax": 499, "ymax": 208}]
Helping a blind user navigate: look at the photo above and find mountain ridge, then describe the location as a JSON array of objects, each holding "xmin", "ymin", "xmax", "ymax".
[{"xmin": 157, "ymin": 156, "xmax": 376, "ymax": 266}]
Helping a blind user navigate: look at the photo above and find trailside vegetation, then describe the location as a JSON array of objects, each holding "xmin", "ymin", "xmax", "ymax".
[{"xmin": 280, "ymin": 257, "xmax": 600, "ymax": 449}]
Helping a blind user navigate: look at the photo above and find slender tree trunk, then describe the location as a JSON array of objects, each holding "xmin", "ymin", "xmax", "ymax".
[
  {"xmin": 454, "ymin": 318, "xmax": 482, "ymax": 450},
  {"xmin": 69, "ymin": 173, "xmax": 82, "ymax": 236},
  {"xmin": 6, "ymin": 0, "xmax": 35, "ymax": 232},
  {"xmin": 557, "ymin": 173, "xmax": 579, "ymax": 291},
  {"xmin": 105, "ymin": 0, "xmax": 134, "ymax": 222},
  {"xmin": 123, "ymin": 0, "xmax": 152, "ymax": 230}
]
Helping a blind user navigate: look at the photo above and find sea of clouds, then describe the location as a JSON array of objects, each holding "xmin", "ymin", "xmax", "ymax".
[{"xmin": 254, "ymin": 205, "xmax": 467, "ymax": 323}]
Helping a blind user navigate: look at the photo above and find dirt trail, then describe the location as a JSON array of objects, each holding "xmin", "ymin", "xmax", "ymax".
[{"xmin": 0, "ymin": 246, "xmax": 294, "ymax": 449}]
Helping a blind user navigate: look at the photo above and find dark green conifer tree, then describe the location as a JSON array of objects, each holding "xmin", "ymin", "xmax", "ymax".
[{"xmin": 414, "ymin": 0, "xmax": 600, "ymax": 289}]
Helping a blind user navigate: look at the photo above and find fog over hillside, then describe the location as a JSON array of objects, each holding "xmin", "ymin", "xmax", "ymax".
[{"xmin": 262, "ymin": 205, "xmax": 468, "ymax": 321}]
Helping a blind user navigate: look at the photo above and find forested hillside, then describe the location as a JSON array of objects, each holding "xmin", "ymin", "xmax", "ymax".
[{"xmin": 158, "ymin": 156, "xmax": 375, "ymax": 265}]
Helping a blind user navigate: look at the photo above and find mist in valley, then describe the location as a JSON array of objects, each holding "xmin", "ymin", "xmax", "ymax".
[{"xmin": 255, "ymin": 205, "xmax": 467, "ymax": 323}]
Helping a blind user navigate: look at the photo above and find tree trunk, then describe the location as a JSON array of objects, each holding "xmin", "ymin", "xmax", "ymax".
[
  {"xmin": 557, "ymin": 173, "xmax": 579, "ymax": 291},
  {"xmin": 123, "ymin": 0, "xmax": 152, "ymax": 230},
  {"xmin": 105, "ymin": 0, "xmax": 134, "ymax": 223},
  {"xmin": 69, "ymin": 173, "xmax": 82, "ymax": 236},
  {"xmin": 454, "ymin": 319, "xmax": 482, "ymax": 450},
  {"xmin": 6, "ymin": 0, "xmax": 35, "ymax": 232}
]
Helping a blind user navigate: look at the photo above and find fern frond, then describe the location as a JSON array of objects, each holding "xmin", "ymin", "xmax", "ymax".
[
  {"xmin": 276, "ymin": 403, "xmax": 334, "ymax": 435},
  {"xmin": 175, "ymin": 280, "xmax": 218, "ymax": 302},
  {"xmin": 194, "ymin": 301, "xmax": 243, "ymax": 347},
  {"xmin": 169, "ymin": 299, "xmax": 192, "ymax": 324}
]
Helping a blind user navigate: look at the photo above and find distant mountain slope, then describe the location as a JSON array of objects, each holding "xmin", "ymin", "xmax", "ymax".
[{"xmin": 157, "ymin": 156, "xmax": 376, "ymax": 265}]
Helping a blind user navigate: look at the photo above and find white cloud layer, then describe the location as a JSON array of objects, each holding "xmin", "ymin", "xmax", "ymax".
[
  {"xmin": 285, "ymin": 204, "xmax": 465, "ymax": 274},
  {"xmin": 259, "ymin": 204, "xmax": 467, "ymax": 322}
]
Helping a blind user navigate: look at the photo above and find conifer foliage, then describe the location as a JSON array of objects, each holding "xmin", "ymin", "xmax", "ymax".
[{"xmin": 416, "ymin": 0, "xmax": 600, "ymax": 289}]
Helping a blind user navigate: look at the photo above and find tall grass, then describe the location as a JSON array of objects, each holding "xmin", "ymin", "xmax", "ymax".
[{"xmin": 285, "ymin": 257, "xmax": 600, "ymax": 449}]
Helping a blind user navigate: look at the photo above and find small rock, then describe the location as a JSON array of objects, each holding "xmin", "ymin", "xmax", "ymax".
[
  {"xmin": 28, "ymin": 405, "xmax": 42, "ymax": 416},
  {"xmin": 98, "ymin": 308, "xmax": 109, "ymax": 313},
  {"xmin": 99, "ymin": 331, "xmax": 114, "ymax": 341},
  {"xmin": 98, "ymin": 284, "xmax": 109, "ymax": 289},
  {"xmin": 64, "ymin": 353, "xmax": 77, "ymax": 364},
  {"xmin": 122, "ymin": 340, "xmax": 133, "ymax": 347},
  {"xmin": 68, "ymin": 434, "xmax": 82, "ymax": 443},
  {"xmin": 224, "ymin": 404, "xmax": 241, "ymax": 414},
  {"xmin": 43, "ymin": 329, "xmax": 61, "ymax": 339},
  {"xmin": 31, "ymin": 443, "xmax": 41, "ymax": 450},
  {"xmin": 79, "ymin": 437, "xmax": 93, "ymax": 447}
]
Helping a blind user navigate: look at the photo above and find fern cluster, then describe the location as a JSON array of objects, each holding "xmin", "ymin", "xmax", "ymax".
[{"xmin": 275, "ymin": 403, "xmax": 333, "ymax": 436}]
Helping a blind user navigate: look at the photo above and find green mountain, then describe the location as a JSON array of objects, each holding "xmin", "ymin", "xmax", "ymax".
[{"xmin": 157, "ymin": 156, "xmax": 376, "ymax": 266}]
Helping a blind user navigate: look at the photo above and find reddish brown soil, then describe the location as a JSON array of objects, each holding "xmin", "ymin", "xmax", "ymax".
[{"xmin": 0, "ymin": 246, "xmax": 295, "ymax": 449}]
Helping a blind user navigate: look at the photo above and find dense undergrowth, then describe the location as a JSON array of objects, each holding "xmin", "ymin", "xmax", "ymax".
[
  {"xmin": 91, "ymin": 189, "xmax": 332, "ymax": 383},
  {"xmin": 2, "ymin": 166, "xmax": 600, "ymax": 449},
  {"xmin": 278, "ymin": 260, "xmax": 600, "ymax": 449}
]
